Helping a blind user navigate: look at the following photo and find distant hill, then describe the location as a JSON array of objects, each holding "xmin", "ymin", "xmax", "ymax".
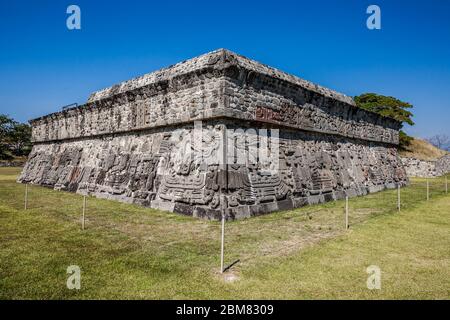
[{"xmin": 399, "ymin": 137, "xmax": 448, "ymax": 161}]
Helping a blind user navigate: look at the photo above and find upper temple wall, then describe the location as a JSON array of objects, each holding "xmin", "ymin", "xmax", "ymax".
[{"xmin": 29, "ymin": 49, "xmax": 401, "ymax": 145}]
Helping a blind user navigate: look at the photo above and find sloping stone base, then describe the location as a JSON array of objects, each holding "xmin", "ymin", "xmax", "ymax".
[{"xmin": 19, "ymin": 121, "xmax": 407, "ymax": 220}]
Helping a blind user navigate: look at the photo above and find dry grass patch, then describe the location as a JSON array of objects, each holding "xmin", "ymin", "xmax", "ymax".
[
  {"xmin": 1, "ymin": 167, "xmax": 449, "ymax": 299},
  {"xmin": 399, "ymin": 137, "xmax": 448, "ymax": 161}
]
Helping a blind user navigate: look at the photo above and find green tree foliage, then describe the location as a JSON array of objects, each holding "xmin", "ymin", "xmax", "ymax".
[
  {"xmin": 399, "ymin": 130, "xmax": 413, "ymax": 149},
  {"xmin": 0, "ymin": 114, "xmax": 32, "ymax": 160},
  {"xmin": 0, "ymin": 115, "xmax": 14, "ymax": 160},
  {"xmin": 9, "ymin": 123, "xmax": 32, "ymax": 156},
  {"xmin": 354, "ymin": 93, "xmax": 414, "ymax": 149},
  {"xmin": 354, "ymin": 93, "xmax": 414, "ymax": 125}
]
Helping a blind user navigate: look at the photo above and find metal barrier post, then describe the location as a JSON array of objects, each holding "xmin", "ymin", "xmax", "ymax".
[
  {"xmin": 82, "ymin": 195, "xmax": 86, "ymax": 230},
  {"xmin": 345, "ymin": 196, "xmax": 349, "ymax": 230},
  {"xmin": 446, "ymin": 176, "xmax": 448, "ymax": 194},
  {"xmin": 24, "ymin": 184, "xmax": 28, "ymax": 210},
  {"xmin": 220, "ymin": 214, "xmax": 225, "ymax": 273}
]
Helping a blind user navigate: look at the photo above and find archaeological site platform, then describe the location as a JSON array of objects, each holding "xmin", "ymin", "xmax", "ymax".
[{"xmin": 19, "ymin": 49, "xmax": 408, "ymax": 219}]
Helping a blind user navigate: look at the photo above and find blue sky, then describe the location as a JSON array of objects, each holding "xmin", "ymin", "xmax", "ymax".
[{"xmin": 1, "ymin": 0, "xmax": 449, "ymax": 138}]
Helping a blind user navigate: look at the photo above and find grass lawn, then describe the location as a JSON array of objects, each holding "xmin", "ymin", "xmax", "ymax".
[{"xmin": 0, "ymin": 167, "xmax": 449, "ymax": 299}]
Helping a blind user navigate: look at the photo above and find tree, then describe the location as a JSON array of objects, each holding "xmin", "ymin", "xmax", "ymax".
[
  {"xmin": 354, "ymin": 93, "xmax": 414, "ymax": 149},
  {"xmin": 0, "ymin": 114, "xmax": 32, "ymax": 159},
  {"xmin": 354, "ymin": 93, "xmax": 414, "ymax": 125},
  {"xmin": 9, "ymin": 123, "xmax": 32, "ymax": 156},
  {"xmin": 427, "ymin": 134, "xmax": 450, "ymax": 151},
  {"xmin": 0, "ymin": 115, "xmax": 15, "ymax": 160}
]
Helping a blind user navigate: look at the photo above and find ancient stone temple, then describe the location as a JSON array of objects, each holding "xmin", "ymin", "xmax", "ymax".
[{"xmin": 19, "ymin": 49, "xmax": 408, "ymax": 220}]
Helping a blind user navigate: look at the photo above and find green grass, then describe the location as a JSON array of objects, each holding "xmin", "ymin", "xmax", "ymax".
[{"xmin": 0, "ymin": 167, "xmax": 449, "ymax": 299}]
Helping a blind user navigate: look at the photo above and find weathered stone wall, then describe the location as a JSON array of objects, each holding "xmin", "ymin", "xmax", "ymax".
[
  {"xmin": 20, "ymin": 120, "xmax": 406, "ymax": 219},
  {"xmin": 436, "ymin": 154, "xmax": 450, "ymax": 175},
  {"xmin": 20, "ymin": 49, "xmax": 407, "ymax": 219},
  {"xmin": 30, "ymin": 49, "xmax": 400, "ymax": 145},
  {"xmin": 401, "ymin": 154, "xmax": 450, "ymax": 177}
]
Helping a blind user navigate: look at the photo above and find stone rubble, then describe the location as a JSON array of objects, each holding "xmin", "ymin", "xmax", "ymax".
[{"xmin": 401, "ymin": 154, "xmax": 450, "ymax": 178}]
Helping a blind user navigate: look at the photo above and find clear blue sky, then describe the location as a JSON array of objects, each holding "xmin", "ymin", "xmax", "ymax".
[{"xmin": 1, "ymin": 0, "xmax": 449, "ymax": 138}]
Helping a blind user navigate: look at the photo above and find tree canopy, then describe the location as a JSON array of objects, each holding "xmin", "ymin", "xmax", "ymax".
[
  {"xmin": 354, "ymin": 93, "xmax": 414, "ymax": 149},
  {"xmin": 354, "ymin": 93, "xmax": 414, "ymax": 126},
  {"xmin": 0, "ymin": 114, "xmax": 32, "ymax": 160}
]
